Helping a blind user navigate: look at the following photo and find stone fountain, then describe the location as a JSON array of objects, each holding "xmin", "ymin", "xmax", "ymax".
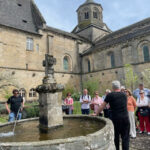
[
  {"xmin": 36, "ymin": 54, "xmax": 64, "ymax": 130},
  {"xmin": 0, "ymin": 54, "xmax": 115, "ymax": 150}
]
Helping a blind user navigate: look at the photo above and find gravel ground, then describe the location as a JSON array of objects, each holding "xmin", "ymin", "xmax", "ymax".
[{"xmin": 129, "ymin": 132, "xmax": 150, "ymax": 150}]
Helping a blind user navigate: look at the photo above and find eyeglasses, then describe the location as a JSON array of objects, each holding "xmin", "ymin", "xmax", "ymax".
[
  {"xmin": 14, "ymin": 92, "xmax": 19, "ymax": 94},
  {"xmin": 139, "ymin": 93, "xmax": 144, "ymax": 94}
]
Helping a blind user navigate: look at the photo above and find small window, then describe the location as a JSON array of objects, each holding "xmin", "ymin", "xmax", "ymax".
[
  {"xmin": 29, "ymin": 89, "xmax": 37, "ymax": 97},
  {"xmin": 143, "ymin": 45, "xmax": 150, "ymax": 62},
  {"xmin": 19, "ymin": 88, "xmax": 26, "ymax": 98},
  {"xmin": 63, "ymin": 56, "xmax": 69, "ymax": 71},
  {"xmin": 93, "ymin": 12, "xmax": 98, "ymax": 19},
  {"xmin": 22, "ymin": 20, "xmax": 27, "ymax": 23},
  {"xmin": 17, "ymin": 3, "xmax": 22, "ymax": 7},
  {"xmin": 110, "ymin": 53, "xmax": 115, "ymax": 68},
  {"xmin": 26, "ymin": 38, "xmax": 33, "ymax": 51},
  {"xmin": 88, "ymin": 60, "xmax": 91, "ymax": 72},
  {"xmin": 84, "ymin": 12, "xmax": 89, "ymax": 19},
  {"xmin": 36, "ymin": 44, "xmax": 39, "ymax": 52}
]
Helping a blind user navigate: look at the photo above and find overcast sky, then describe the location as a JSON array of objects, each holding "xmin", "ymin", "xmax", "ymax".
[{"xmin": 35, "ymin": 0, "xmax": 150, "ymax": 32}]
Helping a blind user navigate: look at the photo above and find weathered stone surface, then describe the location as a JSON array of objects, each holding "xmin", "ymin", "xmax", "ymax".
[
  {"xmin": 0, "ymin": 116, "xmax": 115, "ymax": 150},
  {"xmin": 38, "ymin": 91, "xmax": 63, "ymax": 129}
]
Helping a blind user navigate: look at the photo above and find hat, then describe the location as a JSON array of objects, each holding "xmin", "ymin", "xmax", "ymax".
[{"xmin": 139, "ymin": 90, "xmax": 144, "ymax": 94}]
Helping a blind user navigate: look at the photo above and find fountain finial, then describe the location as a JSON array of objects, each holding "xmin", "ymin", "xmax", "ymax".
[{"xmin": 42, "ymin": 54, "xmax": 56, "ymax": 84}]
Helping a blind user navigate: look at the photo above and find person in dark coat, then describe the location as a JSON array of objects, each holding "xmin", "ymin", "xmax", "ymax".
[{"xmin": 93, "ymin": 81, "xmax": 130, "ymax": 150}]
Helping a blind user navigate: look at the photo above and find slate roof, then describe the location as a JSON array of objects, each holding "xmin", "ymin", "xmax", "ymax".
[
  {"xmin": 0, "ymin": 0, "xmax": 46, "ymax": 34},
  {"xmin": 82, "ymin": 17, "xmax": 150, "ymax": 56},
  {"xmin": 45, "ymin": 26, "xmax": 91, "ymax": 42},
  {"xmin": 77, "ymin": 0, "xmax": 102, "ymax": 12}
]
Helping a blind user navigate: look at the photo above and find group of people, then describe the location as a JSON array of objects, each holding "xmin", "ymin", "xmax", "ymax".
[
  {"xmin": 5, "ymin": 82, "xmax": 150, "ymax": 150},
  {"xmin": 63, "ymin": 81, "xmax": 150, "ymax": 150}
]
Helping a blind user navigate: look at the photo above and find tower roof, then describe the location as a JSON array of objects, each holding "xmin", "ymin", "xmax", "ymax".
[
  {"xmin": 77, "ymin": 0, "xmax": 102, "ymax": 12},
  {"xmin": 85, "ymin": 0, "xmax": 95, "ymax": 3}
]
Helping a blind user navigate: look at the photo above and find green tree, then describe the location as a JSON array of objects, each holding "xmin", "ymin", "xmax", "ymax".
[
  {"xmin": 141, "ymin": 69, "xmax": 150, "ymax": 87},
  {"xmin": 123, "ymin": 64, "xmax": 138, "ymax": 91},
  {"xmin": 62, "ymin": 84, "xmax": 80, "ymax": 101},
  {"xmin": 83, "ymin": 78, "xmax": 99, "ymax": 98}
]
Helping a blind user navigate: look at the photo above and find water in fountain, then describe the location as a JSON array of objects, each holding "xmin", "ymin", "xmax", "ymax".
[{"xmin": 0, "ymin": 107, "xmax": 21, "ymax": 138}]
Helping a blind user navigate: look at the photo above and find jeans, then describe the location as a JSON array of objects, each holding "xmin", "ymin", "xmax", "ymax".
[
  {"xmin": 112, "ymin": 117, "xmax": 130, "ymax": 150},
  {"xmin": 9, "ymin": 112, "xmax": 22, "ymax": 122},
  {"xmin": 81, "ymin": 109, "xmax": 90, "ymax": 115}
]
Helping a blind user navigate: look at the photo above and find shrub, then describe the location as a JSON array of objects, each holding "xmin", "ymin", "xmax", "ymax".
[
  {"xmin": 23, "ymin": 106, "xmax": 39, "ymax": 119},
  {"xmin": 123, "ymin": 64, "xmax": 138, "ymax": 91},
  {"xmin": 4, "ymin": 90, "xmax": 12, "ymax": 100},
  {"xmin": 62, "ymin": 84, "xmax": 80, "ymax": 101},
  {"xmin": 83, "ymin": 78, "xmax": 99, "ymax": 98},
  {"xmin": 71, "ymin": 92, "xmax": 80, "ymax": 101}
]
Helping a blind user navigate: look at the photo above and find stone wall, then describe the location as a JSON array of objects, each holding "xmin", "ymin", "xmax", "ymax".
[
  {"xmin": 0, "ymin": 26, "xmax": 86, "ymax": 101},
  {"xmin": 82, "ymin": 35, "xmax": 150, "ymax": 93}
]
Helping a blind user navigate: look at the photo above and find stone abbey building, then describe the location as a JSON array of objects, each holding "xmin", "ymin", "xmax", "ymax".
[{"xmin": 0, "ymin": 0, "xmax": 150, "ymax": 100}]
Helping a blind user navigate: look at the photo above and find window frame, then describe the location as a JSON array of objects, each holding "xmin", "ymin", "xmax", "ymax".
[
  {"xmin": 26, "ymin": 37, "xmax": 33, "ymax": 51},
  {"xmin": 19, "ymin": 88, "xmax": 26, "ymax": 98},
  {"xmin": 93, "ymin": 12, "xmax": 98, "ymax": 19},
  {"xmin": 29, "ymin": 89, "xmax": 37, "ymax": 98},
  {"xmin": 84, "ymin": 12, "xmax": 89, "ymax": 19},
  {"xmin": 63, "ymin": 56, "xmax": 69, "ymax": 71},
  {"xmin": 143, "ymin": 45, "xmax": 150, "ymax": 62},
  {"xmin": 88, "ymin": 60, "xmax": 91, "ymax": 73}
]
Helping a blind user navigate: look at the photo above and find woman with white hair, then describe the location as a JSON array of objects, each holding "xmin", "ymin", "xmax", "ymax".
[{"xmin": 137, "ymin": 90, "xmax": 150, "ymax": 135}]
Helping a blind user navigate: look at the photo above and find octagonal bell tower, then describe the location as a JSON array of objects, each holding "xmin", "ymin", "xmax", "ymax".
[{"xmin": 72, "ymin": 0, "xmax": 111, "ymax": 42}]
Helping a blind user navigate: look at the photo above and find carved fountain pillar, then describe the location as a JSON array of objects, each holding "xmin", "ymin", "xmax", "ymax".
[{"xmin": 36, "ymin": 54, "xmax": 64, "ymax": 130}]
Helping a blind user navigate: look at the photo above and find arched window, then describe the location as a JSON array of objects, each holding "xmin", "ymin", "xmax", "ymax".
[
  {"xmin": 110, "ymin": 53, "xmax": 115, "ymax": 68},
  {"xmin": 107, "ymin": 52, "xmax": 115, "ymax": 68},
  {"xmin": 63, "ymin": 56, "xmax": 69, "ymax": 71},
  {"xmin": 143, "ymin": 45, "xmax": 150, "ymax": 62},
  {"xmin": 29, "ymin": 89, "xmax": 37, "ymax": 97},
  {"xmin": 84, "ymin": 12, "xmax": 89, "ymax": 19},
  {"xmin": 19, "ymin": 88, "xmax": 26, "ymax": 98},
  {"xmin": 93, "ymin": 12, "xmax": 98, "ymax": 19},
  {"xmin": 88, "ymin": 60, "xmax": 91, "ymax": 72},
  {"xmin": 63, "ymin": 55, "xmax": 72, "ymax": 72},
  {"xmin": 93, "ymin": 7, "xmax": 100, "ymax": 20}
]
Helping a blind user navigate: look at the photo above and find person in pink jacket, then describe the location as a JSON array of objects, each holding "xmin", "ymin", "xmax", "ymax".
[
  {"xmin": 64, "ymin": 92, "xmax": 74, "ymax": 115},
  {"xmin": 91, "ymin": 91, "xmax": 103, "ymax": 116}
]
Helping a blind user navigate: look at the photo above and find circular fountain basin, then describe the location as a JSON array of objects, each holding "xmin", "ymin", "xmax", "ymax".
[{"xmin": 0, "ymin": 115, "xmax": 115, "ymax": 150}]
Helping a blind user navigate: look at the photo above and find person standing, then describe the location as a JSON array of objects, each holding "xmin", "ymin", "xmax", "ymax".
[
  {"xmin": 80, "ymin": 89, "xmax": 91, "ymax": 115},
  {"xmin": 137, "ymin": 90, "xmax": 150, "ymax": 135},
  {"xmin": 91, "ymin": 91, "xmax": 103, "ymax": 116},
  {"xmin": 94, "ymin": 81, "xmax": 130, "ymax": 150},
  {"xmin": 102, "ymin": 89, "xmax": 111, "ymax": 119},
  {"xmin": 133, "ymin": 83, "xmax": 150, "ymax": 98},
  {"xmin": 5, "ymin": 89, "xmax": 24, "ymax": 122},
  {"xmin": 64, "ymin": 92, "xmax": 74, "ymax": 115},
  {"xmin": 125, "ymin": 89, "xmax": 137, "ymax": 138}
]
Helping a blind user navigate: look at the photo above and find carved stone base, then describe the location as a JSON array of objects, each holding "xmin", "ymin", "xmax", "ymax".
[{"xmin": 38, "ymin": 92, "xmax": 63, "ymax": 130}]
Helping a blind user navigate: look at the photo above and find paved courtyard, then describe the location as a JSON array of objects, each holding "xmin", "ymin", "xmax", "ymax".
[{"xmin": 129, "ymin": 133, "xmax": 150, "ymax": 150}]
